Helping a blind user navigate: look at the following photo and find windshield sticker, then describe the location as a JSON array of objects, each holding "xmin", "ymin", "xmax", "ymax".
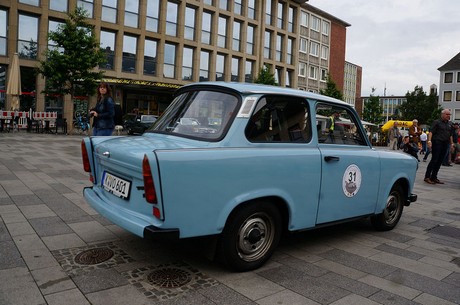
[{"xmin": 342, "ymin": 164, "xmax": 362, "ymax": 197}]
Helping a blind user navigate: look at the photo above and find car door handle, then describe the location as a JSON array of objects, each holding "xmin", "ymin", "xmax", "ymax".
[{"xmin": 324, "ymin": 156, "xmax": 340, "ymax": 162}]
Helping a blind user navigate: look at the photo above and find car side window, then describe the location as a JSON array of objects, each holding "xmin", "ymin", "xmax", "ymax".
[
  {"xmin": 316, "ymin": 103, "xmax": 367, "ymax": 146},
  {"xmin": 246, "ymin": 96, "xmax": 312, "ymax": 143}
]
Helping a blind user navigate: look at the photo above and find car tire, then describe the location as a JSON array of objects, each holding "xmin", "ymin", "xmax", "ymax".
[
  {"xmin": 371, "ymin": 184, "xmax": 404, "ymax": 231},
  {"xmin": 218, "ymin": 202, "xmax": 282, "ymax": 272}
]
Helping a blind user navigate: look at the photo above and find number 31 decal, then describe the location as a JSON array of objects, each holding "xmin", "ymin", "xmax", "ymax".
[{"xmin": 342, "ymin": 164, "xmax": 362, "ymax": 197}]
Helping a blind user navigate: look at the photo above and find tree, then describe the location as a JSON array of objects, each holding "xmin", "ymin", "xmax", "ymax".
[
  {"xmin": 254, "ymin": 65, "xmax": 277, "ymax": 86},
  {"xmin": 36, "ymin": 7, "xmax": 106, "ymax": 101},
  {"xmin": 398, "ymin": 86, "xmax": 439, "ymax": 126},
  {"xmin": 319, "ymin": 74, "xmax": 343, "ymax": 100},
  {"xmin": 362, "ymin": 88, "xmax": 384, "ymax": 124}
]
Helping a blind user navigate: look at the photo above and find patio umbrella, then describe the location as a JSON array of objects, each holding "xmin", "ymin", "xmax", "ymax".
[{"xmin": 6, "ymin": 53, "xmax": 21, "ymax": 110}]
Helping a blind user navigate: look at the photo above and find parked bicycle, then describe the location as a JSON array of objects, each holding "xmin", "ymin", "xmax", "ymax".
[{"xmin": 73, "ymin": 111, "xmax": 90, "ymax": 134}]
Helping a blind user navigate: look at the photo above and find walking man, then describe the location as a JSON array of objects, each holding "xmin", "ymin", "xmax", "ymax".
[
  {"xmin": 388, "ymin": 122, "xmax": 401, "ymax": 150},
  {"xmin": 424, "ymin": 109, "xmax": 455, "ymax": 184}
]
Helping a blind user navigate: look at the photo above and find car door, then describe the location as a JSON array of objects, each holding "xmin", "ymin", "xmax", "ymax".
[{"xmin": 315, "ymin": 104, "xmax": 380, "ymax": 224}]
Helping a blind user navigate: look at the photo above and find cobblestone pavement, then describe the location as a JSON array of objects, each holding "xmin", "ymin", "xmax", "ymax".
[{"xmin": 1, "ymin": 133, "xmax": 459, "ymax": 305}]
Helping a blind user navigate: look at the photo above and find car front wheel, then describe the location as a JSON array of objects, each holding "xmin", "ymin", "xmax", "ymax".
[
  {"xmin": 218, "ymin": 202, "xmax": 282, "ymax": 271},
  {"xmin": 371, "ymin": 184, "xmax": 404, "ymax": 231}
]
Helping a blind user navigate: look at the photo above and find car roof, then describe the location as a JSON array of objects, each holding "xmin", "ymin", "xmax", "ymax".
[{"xmin": 178, "ymin": 82, "xmax": 349, "ymax": 108}]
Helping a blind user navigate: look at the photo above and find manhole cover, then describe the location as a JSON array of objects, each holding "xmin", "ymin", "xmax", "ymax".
[
  {"xmin": 74, "ymin": 247, "xmax": 114, "ymax": 265},
  {"xmin": 147, "ymin": 267, "xmax": 192, "ymax": 288}
]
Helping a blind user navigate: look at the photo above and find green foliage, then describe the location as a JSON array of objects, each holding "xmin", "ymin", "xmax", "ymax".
[
  {"xmin": 398, "ymin": 86, "xmax": 440, "ymax": 126},
  {"xmin": 319, "ymin": 74, "xmax": 343, "ymax": 100},
  {"xmin": 254, "ymin": 65, "xmax": 277, "ymax": 86},
  {"xmin": 363, "ymin": 88, "xmax": 384, "ymax": 124},
  {"xmin": 36, "ymin": 7, "xmax": 106, "ymax": 98}
]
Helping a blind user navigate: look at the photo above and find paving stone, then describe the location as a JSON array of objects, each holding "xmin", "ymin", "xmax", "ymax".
[
  {"xmin": 31, "ymin": 265, "xmax": 76, "ymax": 295},
  {"xmin": 256, "ymin": 289, "xmax": 320, "ymax": 305},
  {"xmin": 441, "ymin": 272, "xmax": 460, "ymax": 288},
  {"xmin": 0, "ymin": 219, "xmax": 10, "ymax": 241},
  {"xmin": 86, "ymin": 284, "xmax": 152, "ymax": 305},
  {"xmin": 375, "ymin": 244, "xmax": 425, "ymax": 260},
  {"xmin": 29, "ymin": 216, "xmax": 73, "ymax": 237},
  {"xmin": 10, "ymin": 194, "xmax": 44, "ymax": 206},
  {"xmin": 368, "ymin": 290, "xmax": 420, "ymax": 305},
  {"xmin": 199, "ymin": 284, "xmax": 255, "ymax": 305},
  {"xmin": 0, "ymin": 240, "xmax": 25, "ymax": 269},
  {"xmin": 319, "ymin": 272, "xmax": 380, "ymax": 298},
  {"xmin": 44, "ymin": 288, "xmax": 91, "ymax": 305},
  {"xmin": 72, "ymin": 268, "xmax": 129, "ymax": 294},
  {"xmin": 0, "ymin": 267, "xmax": 46, "ymax": 305},
  {"xmin": 273, "ymin": 255, "xmax": 329, "ymax": 277}
]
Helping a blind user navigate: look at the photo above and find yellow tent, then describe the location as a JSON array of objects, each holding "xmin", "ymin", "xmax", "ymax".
[{"xmin": 381, "ymin": 120, "xmax": 413, "ymax": 132}]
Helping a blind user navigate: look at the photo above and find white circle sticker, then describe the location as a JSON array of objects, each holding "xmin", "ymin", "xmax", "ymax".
[{"xmin": 342, "ymin": 164, "xmax": 362, "ymax": 197}]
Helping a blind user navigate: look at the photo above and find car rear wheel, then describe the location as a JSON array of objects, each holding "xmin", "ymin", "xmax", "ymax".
[
  {"xmin": 218, "ymin": 202, "xmax": 281, "ymax": 271},
  {"xmin": 371, "ymin": 184, "xmax": 404, "ymax": 231}
]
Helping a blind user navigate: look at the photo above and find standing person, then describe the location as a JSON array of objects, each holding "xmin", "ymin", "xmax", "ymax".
[
  {"xmin": 90, "ymin": 82, "xmax": 115, "ymax": 136},
  {"xmin": 420, "ymin": 130, "xmax": 427, "ymax": 155},
  {"xmin": 424, "ymin": 109, "xmax": 454, "ymax": 184},
  {"xmin": 387, "ymin": 122, "xmax": 401, "ymax": 150},
  {"xmin": 401, "ymin": 135, "xmax": 420, "ymax": 161},
  {"xmin": 326, "ymin": 111, "xmax": 343, "ymax": 143},
  {"xmin": 409, "ymin": 119, "xmax": 422, "ymax": 148}
]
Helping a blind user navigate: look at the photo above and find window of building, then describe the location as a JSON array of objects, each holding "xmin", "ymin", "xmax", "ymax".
[
  {"xmin": 321, "ymin": 46, "xmax": 329, "ymax": 60},
  {"xmin": 164, "ymin": 43, "xmax": 176, "ymax": 78},
  {"xmin": 0, "ymin": 10, "xmax": 6, "ymax": 56},
  {"xmin": 203, "ymin": 0, "xmax": 213, "ymax": 5},
  {"xmin": 166, "ymin": 1, "xmax": 178, "ymax": 36},
  {"xmin": 275, "ymin": 67, "xmax": 282, "ymax": 85},
  {"xmin": 50, "ymin": 0, "xmax": 68, "ymax": 12},
  {"xmin": 100, "ymin": 30, "xmax": 116, "ymax": 70},
  {"xmin": 285, "ymin": 70, "xmax": 292, "ymax": 88},
  {"xmin": 216, "ymin": 54, "xmax": 225, "ymax": 81},
  {"xmin": 264, "ymin": 31, "xmax": 271, "ymax": 59},
  {"xmin": 287, "ymin": 38, "xmax": 293, "ymax": 65},
  {"xmin": 277, "ymin": 2, "xmax": 284, "ymax": 29},
  {"xmin": 298, "ymin": 63, "xmax": 306, "ymax": 77},
  {"xmin": 455, "ymin": 109, "xmax": 460, "ymax": 121},
  {"xmin": 310, "ymin": 41, "xmax": 319, "ymax": 57},
  {"xmin": 300, "ymin": 38, "xmax": 307, "ymax": 53},
  {"xmin": 124, "ymin": 0, "xmax": 139, "ymax": 28},
  {"xmin": 18, "ymin": 14, "xmax": 39, "ymax": 60},
  {"xmin": 443, "ymin": 91, "xmax": 452, "ymax": 102},
  {"xmin": 219, "ymin": 0, "xmax": 228, "ymax": 10},
  {"xmin": 20, "ymin": 0, "xmax": 39, "ymax": 6},
  {"xmin": 200, "ymin": 50, "xmax": 210, "ymax": 81},
  {"xmin": 311, "ymin": 15, "xmax": 320, "ymax": 32},
  {"xmin": 144, "ymin": 39, "xmax": 157, "ymax": 75},
  {"xmin": 275, "ymin": 34, "xmax": 282, "ymax": 62},
  {"xmin": 265, "ymin": 0, "xmax": 272, "ymax": 25},
  {"xmin": 102, "ymin": 0, "xmax": 117, "ymax": 23},
  {"xmin": 231, "ymin": 57, "xmax": 239, "ymax": 81},
  {"xmin": 77, "ymin": 0, "xmax": 94, "ymax": 18},
  {"xmin": 444, "ymin": 72, "xmax": 453, "ymax": 83},
  {"xmin": 300, "ymin": 11, "xmax": 308, "ymax": 28},
  {"xmin": 288, "ymin": 6, "xmax": 294, "ymax": 32},
  {"xmin": 48, "ymin": 20, "xmax": 64, "ymax": 52},
  {"xmin": 322, "ymin": 20, "xmax": 330, "ymax": 35},
  {"xmin": 457, "ymin": 71, "xmax": 460, "ymax": 83},
  {"xmin": 146, "ymin": 0, "xmax": 160, "ymax": 32},
  {"xmin": 246, "ymin": 25, "xmax": 255, "ymax": 55},
  {"xmin": 245, "ymin": 60, "xmax": 254, "ymax": 83},
  {"xmin": 182, "ymin": 47, "xmax": 193, "ymax": 80},
  {"xmin": 232, "ymin": 21, "xmax": 241, "ymax": 52},
  {"xmin": 309, "ymin": 65, "xmax": 318, "ymax": 79},
  {"xmin": 248, "ymin": 0, "xmax": 256, "ymax": 19},
  {"xmin": 218, "ymin": 16, "xmax": 227, "ymax": 48},
  {"xmin": 234, "ymin": 0, "xmax": 242, "ymax": 15},
  {"xmin": 184, "ymin": 7, "xmax": 196, "ymax": 41},
  {"xmin": 202, "ymin": 12, "xmax": 212, "ymax": 44},
  {"xmin": 122, "ymin": 35, "xmax": 137, "ymax": 73},
  {"xmin": 456, "ymin": 91, "xmax": 460, "ymax": 102},
  {"xmin": 321, "ymin": 69, "xmax": 327, "ymax": 81}
]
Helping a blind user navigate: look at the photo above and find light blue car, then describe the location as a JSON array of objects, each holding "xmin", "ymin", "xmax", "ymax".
[{"xmin": 82, "ymin": 82, "xmax": 418, "ymax": 271}]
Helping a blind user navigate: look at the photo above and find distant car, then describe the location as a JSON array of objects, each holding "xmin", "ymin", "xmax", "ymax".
[
  {"xmin": 127, "ymin": 114, "xmax": 158, "ymax": 135},
  {"xmin": 122, "ymin": 113, "xmax": 137, "ymax": 131},
  {"xmin": 81, "ymin": 82, "xmax": 418, "ymax": 271}
]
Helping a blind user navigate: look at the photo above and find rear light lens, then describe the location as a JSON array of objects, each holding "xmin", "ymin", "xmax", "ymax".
[
  {"xmin": 81, "ymin": 140, "xmax": 91, "ymax": 172},
  {"xmin": 142, "ymin": 155, "xmax": 158, "ymax": 204}
]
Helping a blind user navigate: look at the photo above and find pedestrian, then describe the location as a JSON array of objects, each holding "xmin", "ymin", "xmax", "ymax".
[
  {"xmin": 424, "ymin": 109, "xmax": 455, "ymax": 184},
  {"xmin": 90, "ymin": 82, "xmax": 115, "ymax": 136},
  {"xmin": 388, "ymin": 122, "xmax": 401, "ymax": 150},
  {"xmin": 409, "ymin": 119, "xmax": 422, "ymax": 147},
  {"xmin": 420, "ymin": 130, "xmax": 427, "ymax": 155},
  {"xmin": 401, "ymin": 135, "xmax": 420, "ymax": 161},
  {"xmin": 326, "ymin": 110, "xmax": 343, "ymax": 143}
]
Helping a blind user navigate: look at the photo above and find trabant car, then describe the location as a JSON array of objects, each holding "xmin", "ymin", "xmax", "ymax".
[{"xmin": 82, "ymin": 82, "xmax": 418, "ymax": 271}]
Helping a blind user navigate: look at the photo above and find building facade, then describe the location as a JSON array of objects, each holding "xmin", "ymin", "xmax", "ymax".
[
  {"xmin": 0, "ymin": 0, "xmax": 352, "ymax": 127},
  {"xmin": 438, "ymin": 51, "xmax": 460, "ymax": 122},
  {"xmin": 362, "ymin": 95, "xmax": 407, "ymax": 122}
]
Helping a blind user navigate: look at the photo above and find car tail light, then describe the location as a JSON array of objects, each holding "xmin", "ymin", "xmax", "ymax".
[
  {"xmin": 142, "ymin": 155, "xmax": 158, "ymax": 205},
  {"xmin": 81, "ymin": 140, "xmax": 94, "ymax": 183}
]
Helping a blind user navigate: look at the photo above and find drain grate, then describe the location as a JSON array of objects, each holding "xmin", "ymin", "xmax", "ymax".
[
  {"xmin": 147, "ymin": 267, "xmax": 192, "ymax": 288},
  {"xmin": 74, "ymin": 247, "xmax": 115, "ymax": 265}
]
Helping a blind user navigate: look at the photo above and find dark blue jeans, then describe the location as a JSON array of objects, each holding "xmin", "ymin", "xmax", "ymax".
[
  {"xmin": 93, "ymin": 128, "xmax": 113, "ymax": 136},
  {"xmin": 425, "ymin": 140, "xmax": 449, "ymax": 180}
]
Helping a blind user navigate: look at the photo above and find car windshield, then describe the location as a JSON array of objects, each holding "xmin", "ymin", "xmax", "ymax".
[{"xmin": 151, "ymin": 90, "xmax": 239, "ymax": 140}]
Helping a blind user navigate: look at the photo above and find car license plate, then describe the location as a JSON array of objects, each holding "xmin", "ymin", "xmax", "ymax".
[{"xmin": 102, "ymin": 171, "xmax": 131, "ymax": 199}]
